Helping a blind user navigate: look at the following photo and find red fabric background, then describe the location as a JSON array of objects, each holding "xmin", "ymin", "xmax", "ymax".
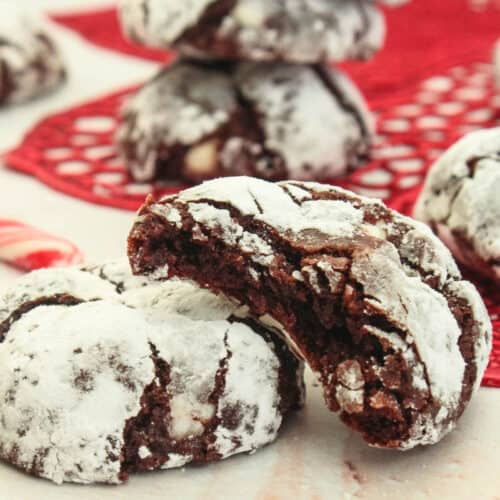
[{"xmin": 5, "ymin": 1, "xmax": 500, "ymax": 386}]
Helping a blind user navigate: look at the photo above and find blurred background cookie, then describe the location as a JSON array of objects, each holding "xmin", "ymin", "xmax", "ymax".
[
  {"xmin": 119, "ymin": 0, "xmax": 386, "ymax": 63},
  {"xmin": 0, "ymin": 10, "xmax": 66, "ymax": 106},
  {"xmin": 415, "ymin": 128, "xmax": 500, "ymax": 285},
  {"xmin": 117, "ymin": 61, "xmax": 373, "ymax": 183}
]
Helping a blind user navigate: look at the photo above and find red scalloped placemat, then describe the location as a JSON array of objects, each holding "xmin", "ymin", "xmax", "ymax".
[{"xmin": 5, "ymin": 0, "xmax": 500, "ymax": 386}]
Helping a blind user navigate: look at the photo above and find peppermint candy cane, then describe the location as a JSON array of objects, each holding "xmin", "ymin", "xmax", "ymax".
[{"xmin": 0, "ymin": 219, "xmax": 83, "ymax": 271}]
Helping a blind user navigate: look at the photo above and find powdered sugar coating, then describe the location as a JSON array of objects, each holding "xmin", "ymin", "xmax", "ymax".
[
  {"xmin": 174, "ymin": 177, "xmax": 453, "ymax": 273},
  {"xmin": 123, "ymin": 275, "xmax": 240, "ymax": 321},
  {"xmin": 0, "ymin": 303, "xmax": 155, "ymax": 484},
  {"xmin": 349, "ymin": 245, "xmax": 468, "ymax": 448},
  {"xmin": 0, "ymin": 9, "xmax": 65, "ymax": 105},
  {"xmin": 119, "ymin": 0, "xmax": 216, "ymax": 46},
  {"xmin": 119, "ymin": 0, "xmax": 386, "ymax": 63},
  {"xmin": 213, "ymin": 320, "xmax": 283, "ymax": 456},
  {"xmin": 415, "ymin": 127, "xmax": 500, "ymax": 283},
  {"xmin": 235, "ymin": 63, "xmax": 374, "ymax": 179},
  {"xmin": 117, "ymin": 61, "xmax": 373, "ymax": 183},
  {"xmin": 134, "ymin": 177, "xmax": 492, "ymax": 448},
  {"xmin": 97, "ymin": 254, "xmax": 261, "ymax": 321},
  {"xmin": 0, "ymin": 262, "xmax": 303, "ymax": 484},
  {"xmin": 117, "ymin": 64, "xmax": 236, "ymax": 182},
  {"xmin": 446, "ymin": 280, "xmax": 492, "ymax": 394},
  {"xmin": 378, "ymin": 0, "xmax": 410, "ymax": 6},
  {"xmin": 173, "ymin": 179, "xmax": 458, "ymax": 290},
  {"xmin": 0, "ymin": 268, "xmax": 118, "ymax": 325}
]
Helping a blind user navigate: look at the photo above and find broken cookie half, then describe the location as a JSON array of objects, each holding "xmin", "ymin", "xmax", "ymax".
[{"xmin": 128, "ymin": 176, "xmax": 491, "ymax": 450}]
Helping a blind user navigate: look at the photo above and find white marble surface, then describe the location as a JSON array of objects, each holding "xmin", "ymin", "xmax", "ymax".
[
  {"xmin": 0, "ymin": 374, "xmax": 498, "ymax": 500},
  {"xmin": 0, "ymin": 2, "xmax": 499, "ymax": 499}
]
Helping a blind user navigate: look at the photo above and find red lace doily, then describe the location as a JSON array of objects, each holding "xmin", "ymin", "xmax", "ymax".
[{"xmin": 5, "ymin": 0, "xmax": 500, "ymax": 387}]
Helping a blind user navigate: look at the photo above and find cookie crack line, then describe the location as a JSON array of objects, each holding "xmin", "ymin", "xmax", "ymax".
[
  {"xmin": 119, "ymin": 340, "xmax": 173, "ymax": 480},
  {"xmin": 232, "ymin": 84, "xmax": 287, "ymax": 180},
  {"xmin": 278, "ymin": 184, "xmax": 303, "ymax": 207},
  {"xmin": 96, "ymin": 268, "xmax": 127, "ymax": 294},
  {"xmin": 442, "ymin": 154, "xmax": 500, "ymax": 226},
  {"xmin": 0, "ymin": 294, "xmax": 85, "ymax": 342},
  {"xmin": 209, "ymin": 328, "xmax": 233, "ymax": 455},
  {"xmin": 175, "ymin": 0, "xmax": 237, "ymax": 46},
  {"xmin": 248, "ymin": 190, "xmax": 264, "ymax": 215}
]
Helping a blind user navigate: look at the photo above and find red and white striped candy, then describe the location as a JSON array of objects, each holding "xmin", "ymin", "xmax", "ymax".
[{"xmin": 0, "ymin": 219, "xmax": 83, "ymax": 272}]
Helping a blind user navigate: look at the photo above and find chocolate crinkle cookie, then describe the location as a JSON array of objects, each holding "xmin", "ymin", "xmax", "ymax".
[
  {"xmin": 0, "ymin": 11, "xmax": 66, "ymax": 105},
  {"xmin": 128, "ymin": 176, "xmax": 492, "ymax": 450},
  {"xmin": 0, "ymin": 260, "xmax": 304, "ymax": 485},
  {"xmin": 117, "ymin": 61, "xmax": 373, "ymax": 183},
  {"xmin": 415, "ymin": 127, "xmax": 500, "ymax": 285},
  {"xmin": 119, "ymin": 0, "xmax": 386, "ymax": 64}
]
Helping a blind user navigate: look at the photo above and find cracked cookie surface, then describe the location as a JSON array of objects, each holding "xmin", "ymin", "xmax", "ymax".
[
  {"xmin": 128, "ymin": 176, "xmax": 491, "ymax": 450},
  {"xmin": 119, "ymin": 0, "xmax": 385, "ymax": 63},
  {"xmin": 0, "ymin": 260, "xmax": 303, "ymax": 484},
  {"xmin": 117, "ymin": 61, "xmax": 373, "ymax": 183},
  {"xmin": 415, "ymin": 127, "xmax": 500, "ymax": 285}
]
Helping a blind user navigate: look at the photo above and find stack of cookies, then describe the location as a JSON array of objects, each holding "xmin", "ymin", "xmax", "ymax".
[{"xmin": 117, "ymin": 0, "xmax": 401, "ymax": 184}]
